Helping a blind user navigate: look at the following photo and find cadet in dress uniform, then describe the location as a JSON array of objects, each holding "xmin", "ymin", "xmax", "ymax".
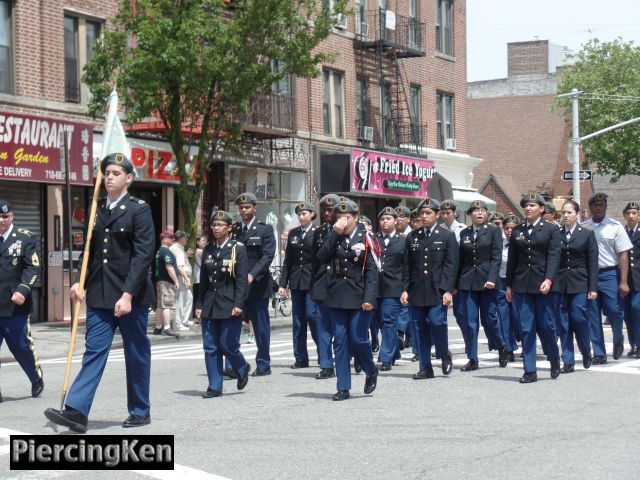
[
  {"xmin": 395, "ymin": 206, "xmax": 413, "ymax": 235},
  {"xmin": 622, "ymin": 201, "xmax": 640, "ymax": 358},
  {"xmin": 395, "ymin": 207, "xmax": 417, "ymax": 359},
  {"xmin": 554, "ymin": 200, "xmax": 598, "ymax": 373},
  {"xmin": 231, "ymin": 192, "xmax": 276, "ymax": 376},
  {"xmin": 316, "ymin": 199, "xmax": 379, "ymax": 401},
  {"xmin": 455, "ymin": 200, "xmax": 508, "ymax": 371},
  {"xmin": 195, "ymin": 210, "xmax": 250, "ymax": 398},
  {"xmin": 0, "ymin": 200, "xmax": 43, "ymax": 402},
  {"xmin": 278, "ymin": 202, "xmax": 322, "ymax": 370},
  {"xmin": 497, "ymin": 215, "xmax": 521, "ymax": 361},
  {"xmin": 440, "ymin": 200, "xmax": 466, "ymax": 244},
  {"xmin": 401, "ymin": 198, "xmax": 458, "ymax": 379},
  {"xmin": 506, "ymin": 192, "xmax": 561, "ymax": 383},
  {"xmin": 45, "ymin": 153, "xmax": 155, "ymax": 432},
  {"xmin": 582, "ymin": 192, "xmax": 633, "ymax": 363},
  {"xmin": 310, "ymin": 193, "xmax": 340, "ymax": 380},
  {"xmin": 376, "ymin": 206, "xmax": 407, "ymax": 371}
]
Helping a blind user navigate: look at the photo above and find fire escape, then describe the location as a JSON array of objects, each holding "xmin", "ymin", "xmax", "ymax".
[{"xmin": 354, "ymin": 8, "xmax": 427, "ymax": 156}]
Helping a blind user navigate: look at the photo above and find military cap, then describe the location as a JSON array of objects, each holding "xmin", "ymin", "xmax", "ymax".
[
  {"xmin": 175, "ymin": 230, "xmax": 189, "ymax": 240},
  {"xmin": 441, "ymin": 199, "xmax": 457, "ymax": 211},
  {"xmin": 295, "ymin": 202, "xmax": 315, "ymax": 214},
  {"xmin": 159, "ymin": 229, "xmax": 175, "ymax": 240},
  {"xmin": 100, "ymin": 152, "xmax": 135, "ymax": 175},
  {"xmin": 395, "ymin": 206, "xmax": 412, "ymax": 217},
  {"xmin": 0, "ymin": 200, "xmax": 13, "ymax": 214},
  {"xmin": 211, "ymin": 209, "xmax": 234, "ymax": 224},
  {"xmin": 466, "ymin": 199, "xmax": 488, "ymax": 215},
  {"xmin": 334, "ymin": 198, "xmax": 359, "ymax": 214},
  {"xmin": 410, "ymin": 208, "xmax": 420, "ymax": 219},
  {"xmin": 319, "ymin": 193, "xmax": 341, "ymax": 208},
  {"xmin": 489, "ymin": 212, "xmax": 505, "ymax": 223},
  {"xmin": 520, "ymin": 192, "xmax": 546, "ymax": 208},
  {"xmin": 378, "ymin": 206, "xmax": 398, "ymax": 219},
  {"xmin": 503, "ymin": 214, "xmax": 521, "ymax": 225},
  {"xmin": 588, "ymin": 192, "xmax": 608, "ymax": 205},
  {"xmin": 359, "ymin": 215, "xmax": 372, "ymax": 225},
  {"xmin": 235, "ymin": 192, "xmax": 258, "ymax": 205},
  {"xmin": 417, "ymin": 197, "xmax": 441, "ymax": 212},
  {"xmin": 623, "ymin": 201, "xmax": 640, "ymax": 213},
  {"xmin": 544, "ymin": 202, "xmax": 557, "ymax": 214}
]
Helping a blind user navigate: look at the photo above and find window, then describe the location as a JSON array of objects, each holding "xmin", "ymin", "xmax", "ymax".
[
  {"xmin": 381, "ymin": 83, "xmax": 392, "ymax": 145},
  {"xmin": 436, "ymin": 0, "xmax": 453, "ymax": 56},
  {"xmin": 323, "ymin": 69, "xmax": 344, "ymax": 138},
  {"xmin": 0, "ymin": 1, "xmax": 11, "ymax": 94},
  {"xmin": 322, "ymin": 0, "xmax": 347, "ymax": 29},
  {"xmin": 355, "ymin": 0, "xmax": 367, "ymax": 36},
  {"xmin": 355, "ymin": 76, "xmax": 369, "ymax": 129},
  {"xmin": 65, "ymin": 14, "xmax": 102, "ymax": 103},
  {"xmin": 409, "ymin": 85, "xmax": 421, "ymax": 143},
  {"xmin": 408, "ymin": 0, "xmax": 418, "ymax": 46},
  {"xmin": 270, "ymin": 60, "xmax": 291, "ymax": 129},
  {"xmin": 436, "ymin": 92, "xmax": 454, "ymax": 149}
]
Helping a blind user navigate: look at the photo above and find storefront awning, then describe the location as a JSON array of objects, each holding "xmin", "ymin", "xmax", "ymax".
[{"xmin": 452, "ymin": 188, "xmax": 497, "ymax": 212}]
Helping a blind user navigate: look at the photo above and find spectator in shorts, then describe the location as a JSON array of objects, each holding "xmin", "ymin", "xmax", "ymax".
[{"xmin": 154, "ymin": 230, "xmax": 180, "ymax": 337}]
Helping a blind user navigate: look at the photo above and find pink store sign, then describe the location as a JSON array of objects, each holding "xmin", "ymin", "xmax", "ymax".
[{"xmin": 351, "ymin": 149, "xmax": 436, "ymax": 197}]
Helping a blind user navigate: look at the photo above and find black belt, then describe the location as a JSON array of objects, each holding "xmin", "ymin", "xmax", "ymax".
[{"xmin": 598, "ymin": 266, "xmax": 617, "ymax": 272}]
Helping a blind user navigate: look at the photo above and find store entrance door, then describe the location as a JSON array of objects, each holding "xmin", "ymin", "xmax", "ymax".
[{"xmin": 129, "ymin": 186, "xmax": 163, "ymax": 247}]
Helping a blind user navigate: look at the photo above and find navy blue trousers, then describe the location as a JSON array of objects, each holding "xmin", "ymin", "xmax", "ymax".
[
  {"xmin": 202, "ymin": 317, "xmax": 249, "ymax": 391},
  {"xmin": 290, "ymin": 289, "xmax": 319, "ymax": 364},
  {"xmin": 245, "ymin": 298, "xmax": 271, "ymax": 371},
  {"xmin": 559, "ymin": 293, "xmax": 591, "ymax": 365},
  {"xmin": 588, "ymin": 268, "xmax": 625, "ymax": 357},
  {"xmin": 513, "ymin": 293, "xmax": 559, "ymax": 373},
  {"xmin": 497, "ymin": 278, "xmax": 519, "ymax": 351},
  {"xmin": 623, "ymin": 291, "xmax": 640, "ymax": 349},
  {"xmin": 65, "ymin": 306, "xmax": 151, "ymax": 417},
  {"xmin": 455, "ymin": 290, "xmax": 505, "ymax": 362},
  {"xmin": 0, "ymin": 314, "xmax": 42, "ymax": 384},
  {"xmin": 397, "ymin": 304, "xmax": 418, "ymax": 354},
  {"xmin": 315, "ymin": 302, "xmax": 335, "ymax": 369},
  {"xmin": 329, "ymin": 308, "xmax": 375, "ymax": 391},
  {"xmin": 412, "ymin": 305, "xmax": 448, "ymax": 372},
  {"xmin": 377, "ymin": 298, "xmax": 401, "ymax": 363}
]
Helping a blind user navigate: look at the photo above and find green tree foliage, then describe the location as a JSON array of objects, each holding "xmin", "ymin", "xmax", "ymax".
[
  {"xmin": 83, "ymin": 0, "xmax": 346, "ymax": 241},
  {"xmin": 556, "ymin": 39, "xmax": 640, "ymax": 180}
]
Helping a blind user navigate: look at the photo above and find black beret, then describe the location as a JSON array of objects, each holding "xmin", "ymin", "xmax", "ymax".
[
  {"xmin": 359, "ymin": 215, "xmax": 372, "ymax": 225},
  {"xmin": 378, "ymin": 206, "xmax": 398, "ymax": 219},
  {"xmin": 520, "ymin": 192, "xmax": 546, "ymax": 208},
  {"xmin": 417, "ymin": 197, "xmax": 441, "ymax": 211},
  {"xmin": 395, "ymin": 206, "xmax": 411, "ymax": 217},
  {"xmin": 0, "ymin": 200, "xmax": 12, "ymax": 214},
  {"xmin": 211, "ymin": 209, "xmax": 234, "ymax": 224},
  {"xmin": 503, "ymin": 214, "xmax": 521, "ymax": 225},
  {"xmin": 295, "ymin": 202, "xmax": 315, "ymax": 214},
  {"xmin": 623, "ymin": 201, "xmax": 640, "ymax": 213},
  {"xmin": 489, "ymin": 212, "xmax": 505, "ymax": 222},
  {"xmin": 441, "ymin": 199, "xmax": 457, "ymax": 211},
  {"xmin": 334, "ymin": 199, "xmax": 359, "ymax": 214},
  {"xmin": 544, "ymin": 202, "xmax": 557, "ymax": 214},
  {"xmin": 588, "ymin": 192, "xmax": 608, "ymax": 205},
  {"xmin": 319, "ymin": 194, "xmax": 341, "ymax": 207},
  {"xmin": 466, "ymin": 200, "xmax": 488, "ymax": 215},
  {"xmin": 101, "ymin": 152, "xmax": 134, "ymax": 175},
  {"xmin": 235, "ymin": 192, "xmax": 258, "ymax": 205}
]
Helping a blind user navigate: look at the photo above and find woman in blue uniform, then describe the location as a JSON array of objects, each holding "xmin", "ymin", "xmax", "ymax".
[
  {"xmin": 496, "ymin": 214, "xmax": 521, "ymax": 361},
  {"xmin": 195, "ymin": 210, "xmax": 251, "ymax": 398},
  {"xmin": 554, "ymin": 200, "xmax": 598, "ymax": 372}
]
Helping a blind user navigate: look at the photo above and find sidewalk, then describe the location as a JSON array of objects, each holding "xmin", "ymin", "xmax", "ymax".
[{"xmin": 2, "ymin": 308, "xmax": 292, "ymax": 364}]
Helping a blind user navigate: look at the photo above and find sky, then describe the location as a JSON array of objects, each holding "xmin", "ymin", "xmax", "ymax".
[{"xmin": 466, "ymin": 0, "xmax": 640, "ymax": 82}]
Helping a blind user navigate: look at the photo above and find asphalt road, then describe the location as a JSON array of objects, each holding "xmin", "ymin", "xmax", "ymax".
[{"xmin": 1, "ymin": 327, "xmax": 639, "ymax": 479}]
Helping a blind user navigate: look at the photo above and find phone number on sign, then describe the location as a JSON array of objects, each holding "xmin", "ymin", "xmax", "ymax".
[{"xmin": 45, "ymin": 170, "xmax": 77, "ymax": 181}]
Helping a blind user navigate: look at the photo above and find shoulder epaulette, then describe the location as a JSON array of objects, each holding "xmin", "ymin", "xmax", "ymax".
[
  {"xmin": 130, "ymin": 196, "xmax": 146, "ymax": 205},
  {"xmin": 17, "ymin": 228, "xmax": 32, "ymax": 236}
]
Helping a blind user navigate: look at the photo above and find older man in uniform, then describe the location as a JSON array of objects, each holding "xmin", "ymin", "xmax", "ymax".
[
  {"xmin": 623, "ymin": 201, "xmax": 640, "ymax": 358},
  {"xmin": 0, "ymin": 200, "xmax": 43, "ymax": 402},
  {"xmin": 402, "ymin": 198, "xmax": 458, "ymax": 379},
  {"xmin": 582, "ymin": 192, "xmax": 633, "ymax": 363},
  {"xmin": 440, "ymin": 199, "xmax": 466, "ymax": 244},
  {"xmin": 231, "ymin": 192, "xmax": 276, "ymax": 376},
  {"xmin": 45, "ymin": 152, "xmax": 155, "ymax": 432}
]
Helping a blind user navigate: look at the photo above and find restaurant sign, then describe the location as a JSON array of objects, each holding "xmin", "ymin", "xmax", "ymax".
[
  {"xmin": 351, "ymin": 149, "xmax": 436, "ymax": 197},
  {"xmin": 0, "ymin": 112, "xmax": 93, "ymax": 185}
]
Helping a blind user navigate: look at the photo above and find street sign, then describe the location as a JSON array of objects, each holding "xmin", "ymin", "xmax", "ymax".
[{"xmin": 562, "ymin": 170, "xmax": 592, "ymax": 181}]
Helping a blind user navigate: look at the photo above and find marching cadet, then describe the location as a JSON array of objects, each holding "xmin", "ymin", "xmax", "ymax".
[
  {"xmin": 395, "ymin": 206, "xmax": 413, "ymax": 235},
  {"xmin": 582, "ymin": 192, "xmax": 632, "ymax": 363},
  {"xmin": 455, "ymin": 200, "xmax": 508, "ymax": 371},
  {"xmin": 489, "ymin": 212, "xmax": 505, "ymax": 228},
  {"xmin": 45, "ymin": 153, "xmax": 155, "ymax": 432},
  {"xmin": 440, "ymin": 199, "xmax": 466, "ymax": 244},
  {"xmin": 317, "ymin": 198, "xmax": 379, "ymax": 401},
  {"xmin": 195, "ymin": 210, "xmax": 250, "ymax": 398},
  {"xmin": 401, "ymin": 198, "xmax": 458, "ymax": 380},
  {"xmin": 544, "ymin": 202, "xmax": 562, "ymax": 226},
  {"xmin": 231, "ymin": 192, "xmax": 276, "ymax": 376},
  {"xmin": 396, "ymin": 206, "xmax": 418, "ymax": 359},
  {"xmin": 554, "ymin": 200, "xmax": 598, "ymax": 373},
  {"xmin": 622, "ymin": 201, "xmax": 640, "ymax": 358},
  {"xmin": 0, "ymin": 200, "xmax": 43, "ymax": 402},
  {"xmin": 376, "ymin": 206, "xmax": 408, "ymax": 371},
  {"xmin": 506, "ymin": 192, "xmax": 561, "ymax": 383},
  {"xmin": 277, "ymin": 202, "xmax": 322, "ymax": 370},
  {"xmin": 497, "ymin": 214, "xmax": 521, "ymax": 361},
  {"xmin": 310, "ymin": 193, "xmax": 340, "ymax": 380}
]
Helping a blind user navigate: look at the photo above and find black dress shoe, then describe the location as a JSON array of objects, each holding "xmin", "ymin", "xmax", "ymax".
[
  {"xmin": 412, "ymin": 369, "xmax": 434, "ymax": 380},
  {"xmin": 507, "ymin": 352, "xmax": 516, "ymax": 363},
  {"xmin": 380, "ymin": 362, "xmax": 392, "ymax": 371},
  {"xmin": 122, "ymin": 415, "xmax": 151, "ymax": 428},
  {"xmin": 519, "ymin": 372, "xmax": 538, "ymax": 384},
  {"xmin": 251, "ymin": 368, "xmax": 272, "ymax": 377},
  {"xmin": 332, "ymin": 390, "xmax": 350, "ymax": 401},
  {"xmin": 441, "ymin": 351, "xmax": 453, "ymax": 376},
  {"xmin": 613, "ymin": 339, "xmax": 624, "ymax": 360},
  {"xmin": 223, "ymin": 368, "xmax": 237, "ymax": 379},
  {"xmin": 561, "ymin": 364, "xmax": 574, "ymax": 374},
  {"xmin": 32, "ymin": 379, "xmax": 44, "ymax": 398},
  {"xmin": 44, "ymin": 407, "xmax": 88, "ymax": 433},
  {"xmin": 315, "ymin": 368, "xmax": 335, "ymax": 379},
  {"xmin": 592, "ymin": 355, "xmax": 607, "ymax": 365},
  {"xmin": 627, "ymin": 346, "xmax": 637, "ymax": 357},
  {"xmin": 498, "ymin": 348, "xmax": 508, "ymax": 368},
  {"xmin": 550, "ymin": 359, "xmax": 561, "ymax": 379},
  {"xmin": 290, "ymin": 361, "xmax": 309, "ymax": 369},
  {"xmin": 364, "ymin": 368, "xmax": 378, "ymax": 394},
  {"xmin": 372, "ymin": 343, "xmax": 380, "ymax": 353},
  {"xmin": 202, "ymin": 389, "xmax": 222, "ymax": 398},
  {"xmin": 582, "ymin": 354, "xmax": 592, "ymax": 369},
  {"xmin": 460, "ymin": 360, "xmax": 478, "ymax": 372},
  {"xmin": 237, "ymin": 364, "xmax": 251, "ymax": 390},
  {"xmin": 353, "ymin": 358, "xmax": 362, "ymax": 374}
]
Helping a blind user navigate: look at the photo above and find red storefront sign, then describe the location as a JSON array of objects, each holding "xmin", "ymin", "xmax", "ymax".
[
  {"xmin": 351, "ymin": 149, "xmax": 436, "ymax": 197},
  {"xmin": 130, "ymin": 147, "xmax": 201, "ymax": 184},
  {"xmin": 0, "ymin": 112, "xmax": 93, "ymax": 185}
]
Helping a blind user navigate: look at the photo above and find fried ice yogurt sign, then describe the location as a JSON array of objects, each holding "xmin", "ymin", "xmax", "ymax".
[
  {"xmin": 0, "ymin": 112, "xmax": 93, "ymax": 185},
  {"xmin": 351, "ymin": 149, "xmax": 435, "ymax": 197}
]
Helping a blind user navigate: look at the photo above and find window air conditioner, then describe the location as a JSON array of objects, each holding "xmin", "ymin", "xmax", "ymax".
[
  {"xmin": 335, "ymin": 13, "xmax": 347, "ymax": 29},
  {"xmin": 359, "ymin": 126, "xmax": 374, "ymax": 142},
  {"xmin": 359, "ymin": 22, "xmax": 369, "ymax": 37},
  {"xmin": 446, "ymin": 138, "xmax": 457, "ymax": 151}
]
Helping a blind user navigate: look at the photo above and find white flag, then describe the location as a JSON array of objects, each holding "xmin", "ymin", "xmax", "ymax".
[{"xmin": 101, "ymin": 90, "xmax": 130, "ymax": 161}]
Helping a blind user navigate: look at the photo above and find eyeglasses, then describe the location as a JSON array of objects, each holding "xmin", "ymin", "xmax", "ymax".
[{"xmin": 0, "ymin": 214, "xmax": 12, "ymax": 219}]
